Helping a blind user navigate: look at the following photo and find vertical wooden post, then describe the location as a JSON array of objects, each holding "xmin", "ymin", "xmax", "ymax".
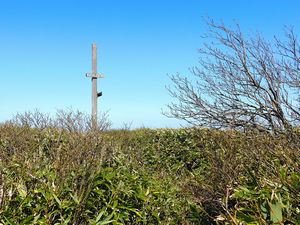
[
  {"xmin": 86, "ymin": 43, "xmax": 104, "ymax": 130},
  {"xmin": 92, "ymin": 43, "xmax": 98, "ymax": 129}
]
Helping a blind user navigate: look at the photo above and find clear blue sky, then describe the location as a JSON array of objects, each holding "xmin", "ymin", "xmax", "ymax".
[{"xmin": 0, "ymin": 1, "xmax": 299, "ymax": 128}]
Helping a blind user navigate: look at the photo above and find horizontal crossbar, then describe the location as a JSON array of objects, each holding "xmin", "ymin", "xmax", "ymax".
[{"xmin": 86, "ymin": 73, "xmax": 104, "ymax": 78}]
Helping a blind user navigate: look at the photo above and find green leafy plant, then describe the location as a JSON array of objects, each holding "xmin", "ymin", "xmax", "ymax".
[{"xmin": 0, "ymin": 111, "xmax": 299, "ymax": 224}]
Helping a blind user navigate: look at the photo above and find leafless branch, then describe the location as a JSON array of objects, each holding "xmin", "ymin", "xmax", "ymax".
[{"xmin": 165, "ymin": 20, "xmax": 299, "ymax": 133}]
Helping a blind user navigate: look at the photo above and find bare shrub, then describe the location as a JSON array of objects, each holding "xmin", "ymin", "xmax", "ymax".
[
  {"xmin": 165, "ymin": 19, "xmax": 300, "ymax": 133},
  {"xmin": 12, "ymin": 109, "xmax": 53, "ymax": 129},
  {"xmin": 10, "ymin": 108, "xmax": 111, "ymax": 132},
  {"xmin": 55, "ymin": 108, "xmax": 111, "ymax": 132}
]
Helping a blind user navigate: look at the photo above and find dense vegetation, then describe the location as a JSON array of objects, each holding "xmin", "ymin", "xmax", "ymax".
[{"xmin": 0, "ymin": 114, "xmax": 299, "ymax": 224}]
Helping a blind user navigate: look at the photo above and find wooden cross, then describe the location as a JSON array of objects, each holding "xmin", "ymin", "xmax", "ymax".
[{"xmin": 86, "ymin": 43, "xmax": 104, "ymax": 129}]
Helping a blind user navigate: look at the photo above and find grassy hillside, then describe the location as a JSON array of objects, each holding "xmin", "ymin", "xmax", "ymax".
[{"xmin": 0, "ymin": 122, "xmax": 299, "ymax": 224}]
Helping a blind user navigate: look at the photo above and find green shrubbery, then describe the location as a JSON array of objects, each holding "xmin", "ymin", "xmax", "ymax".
[
  {"xmin": 106, "ymin": 128, "xmax": 300, "ymax": 224},
  {"xmin": 0, "ymin": 116, "xmax": 299, "ymax": 224}
]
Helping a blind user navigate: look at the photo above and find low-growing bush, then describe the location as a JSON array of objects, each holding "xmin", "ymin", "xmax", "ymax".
[
  {"xmin": 104, "ymin": 128, "xmax": 300, "ymax": 224},
  {"xmin": 0, "ymin": 111, "xmax": 299, "ymax": 224}
]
